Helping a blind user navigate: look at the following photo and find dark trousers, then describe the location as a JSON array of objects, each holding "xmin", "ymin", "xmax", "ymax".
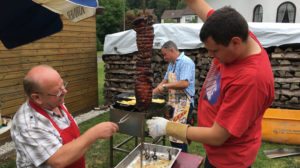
[
  {"xmin": 187, "ymin": 103, "xmax": 194, "ymax": 125},
  {"xmin": 170, "ymin": 103, "xmax": 194, "ymax": 153},
  {"xmin": 204, "ymin": 157, "xmax": 252, "ymax": 168},
  {"xmin": 170, "ymin": 141, "xmax": 188, "ymax": 152}
]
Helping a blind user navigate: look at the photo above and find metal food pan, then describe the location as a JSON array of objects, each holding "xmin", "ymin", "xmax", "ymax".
[{"xmin": 115, "ymin": 143, "xmax": 181, "ymax": 168}]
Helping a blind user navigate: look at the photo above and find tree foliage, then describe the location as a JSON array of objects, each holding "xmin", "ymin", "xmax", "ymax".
[
  {"xmin": 170, "ymin": 0, "xmax": 180, "ymax": 9},
  {"xmin": 96, "ymin": 37, "xmax": 103, "ymax": 51},
  {"xmin": 164, "ymin": 18, "xmax": 176, "ymax": 23},
  {"xmin": 96, "ymin": 0, "xmax": 124, "ymax": 44},
  {"xmin": 127, "ymin": 0, "xmax": 142, "ymax": 9},
  {"xmin": 148, "ymin": 0, "xmax": 170, "ymax": 21},
  {"xmin": 122, "ymin": 12, "xmax": 136, "ymax": 30},
  {"xmin": 188, "ymin": 16, "xmax": 198, "ymax": 23},
  {"xmin": 176, "ymin": 0, "xmax": 187, "ymax": 9}
]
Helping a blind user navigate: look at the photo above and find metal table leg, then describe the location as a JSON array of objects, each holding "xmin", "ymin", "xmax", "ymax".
[{"xmin": 110, "ymin": 136, "xmax": 113, "ymax": 168}]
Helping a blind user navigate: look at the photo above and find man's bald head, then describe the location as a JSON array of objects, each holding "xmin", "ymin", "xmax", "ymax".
[{"xmin": 23, "ymin": 65, "xmax": 61, "ymax": 98}]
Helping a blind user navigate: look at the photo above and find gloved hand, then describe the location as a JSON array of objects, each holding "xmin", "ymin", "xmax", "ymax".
[
  {"xmin": 147, "ymin": 117, "xmax": 190, "ymax": 144},
  {"xmin": 146, "ymin": 117, "xmax": 168, "ymax": 139}
]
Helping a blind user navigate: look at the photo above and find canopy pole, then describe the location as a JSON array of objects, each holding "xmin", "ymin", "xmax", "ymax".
[{"xmin": 143, "ymin": 0, "xmax": 145, "ymax": 15}]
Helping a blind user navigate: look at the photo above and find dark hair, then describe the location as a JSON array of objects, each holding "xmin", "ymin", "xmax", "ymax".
[
  {"xmin": 23, "ymin": 76, "xmax": 41, "ymax": 98},
  {"xmin": 161, "ymin": 40, "xmax": 178, "ymax": 51},
  {"xmin": 200, "ymin": 6, "xmax": 249, "ymax": 46}
]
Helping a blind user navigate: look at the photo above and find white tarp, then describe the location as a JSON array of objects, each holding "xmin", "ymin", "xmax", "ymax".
[
  {"xmin": 103, "ymin": 30, "xmax": 138, "ymax": 55},
  {"xmin": 103, "ymin": 22, "xmax": 300, "ymax": 55}
]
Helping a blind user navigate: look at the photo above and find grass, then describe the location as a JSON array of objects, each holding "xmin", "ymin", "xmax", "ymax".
[
  {"xmin": 0, "ymin": 159, "xmax": 16, "ymax": 168},
  {"xmin": 98, "ymin": 61, "xmax": 105, "ymax": 105},
  {"xmin": 97, "ymin": 51, "xmax": 104, "ymax": 105},
  {"xmin": 253, "ymin": 142, "xmax": 300, "ymax": 168},
  {"xmin": 2, "ymin": 50, "xmax": 300, "ymax": 167}
]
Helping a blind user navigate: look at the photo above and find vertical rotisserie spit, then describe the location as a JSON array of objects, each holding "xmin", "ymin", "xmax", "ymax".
[{"xmin": 132, "ymin": 16, "xmax": 154, "ymax": 112}]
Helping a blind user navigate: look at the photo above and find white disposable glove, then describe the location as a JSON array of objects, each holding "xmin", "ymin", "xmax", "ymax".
[{"xmin": 146, "ymin": 117, "xmax": 168, "ymax": 139}]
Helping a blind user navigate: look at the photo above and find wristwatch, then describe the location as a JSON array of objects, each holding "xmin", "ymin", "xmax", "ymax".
[{"xmin": 162, "ymin": 84, "xmax": 166, "ymax": 89}]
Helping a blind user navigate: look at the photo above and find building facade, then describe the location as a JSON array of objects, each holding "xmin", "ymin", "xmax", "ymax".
[
  {"xmin": 161, "ymin": 1, "xmax": 299, "ymax": 23},
  {"xmin": 207, "ymin": 0, "xmax": 300, "ymax": 23}
]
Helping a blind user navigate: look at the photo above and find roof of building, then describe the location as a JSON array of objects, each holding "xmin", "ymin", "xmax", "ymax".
[
  {"xmin": 127, "ymin": 9, "xmax": 155, "ymax": 15},
  {"xmin": 183, "ymin": 7, "xmax": 196, "ymax": 15},
  {"xmin": 161, "ymin": 7, "xmax": 197, "ymax": 19},
  {"xmin": 161, "ymin": 9, "xmax": 184, "ymax": 19}
]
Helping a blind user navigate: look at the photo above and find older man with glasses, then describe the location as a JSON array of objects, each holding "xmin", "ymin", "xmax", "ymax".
[{"xmin": 11, "ymin": 65, "xmax": 118, "ymax": 168}]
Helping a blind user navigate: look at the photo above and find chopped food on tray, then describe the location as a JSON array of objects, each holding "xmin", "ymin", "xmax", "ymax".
[{"xmin": 131, "ymin": 154, "xmax": 172, "ymax": 168}]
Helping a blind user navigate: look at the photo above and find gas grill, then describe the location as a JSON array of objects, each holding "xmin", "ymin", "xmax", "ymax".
[{"xmin": 109, "ymin": 92, "xmax": 168, "ymax": 167}]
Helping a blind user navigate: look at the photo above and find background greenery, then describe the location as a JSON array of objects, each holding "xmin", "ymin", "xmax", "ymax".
[{"xmin": 97, "ymin": 51, "xmax": 105, "ymax": 105}]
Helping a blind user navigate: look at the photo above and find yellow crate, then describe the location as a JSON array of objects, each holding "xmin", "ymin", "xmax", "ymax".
[{"xmin": 262, "ymin": 108, "xmax": 300, "ymax": 145}]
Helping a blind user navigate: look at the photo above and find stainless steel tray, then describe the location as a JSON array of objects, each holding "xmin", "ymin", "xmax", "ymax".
[{"xmin": 115, "ymin": 143, "xmax": 181, "ymax": 168}]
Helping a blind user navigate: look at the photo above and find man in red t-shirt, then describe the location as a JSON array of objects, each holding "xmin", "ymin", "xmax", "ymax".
[{"xmin": 146, "ymin": 0, "xmax": 275, "ymax": 167}]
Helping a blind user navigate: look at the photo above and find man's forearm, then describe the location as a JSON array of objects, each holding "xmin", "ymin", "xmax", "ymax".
[
  {"xmin": 158, "ymin": 80, "xmax": 167, "ymax": 88},
  {"xmin": 47, "ymin": 128, "xmax": 98, "ymax": 168},
  {"xmin": 47, "ymin": 122, "xmax": 117, "ymax": 168},
  {"xmin": 165, "ymin": 122, "xmax": 230, "ymax": 146},
  {"xmin": 186, "ymin": 122, "xmax": 231, "ymax": 146},
  {"xmin": 153, "ymin": 80, "xmax": 168, "ymax": 94}
]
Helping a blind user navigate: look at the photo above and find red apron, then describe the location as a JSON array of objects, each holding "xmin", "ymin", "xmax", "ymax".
[{"xmin": 29, "ymin": 100, "xmax": 85, "ymax": 168}]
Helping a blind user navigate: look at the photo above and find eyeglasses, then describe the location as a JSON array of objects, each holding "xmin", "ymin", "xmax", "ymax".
[{"xmin": 47, "ymin": 81, "xmax": 68, "ymax": 97}]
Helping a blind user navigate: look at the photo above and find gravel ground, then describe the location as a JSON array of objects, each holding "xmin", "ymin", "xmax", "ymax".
[
  {"xmin": 0, "ymin": 108, "xmax": 109, "ymax": 158},
  {"xmin": 97, "ymin": 55, "xmax": 103, "ymax": 62}
]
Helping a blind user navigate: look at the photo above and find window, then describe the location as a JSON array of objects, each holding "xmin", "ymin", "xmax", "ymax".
[
  {"xmin": 276, "ymin": 2, "xmax": 296, "ymax": 23},
  {"xmin": 253, "ymin": 5, "xmax": 263, "ymax": 22},
  {"xmin": 185, "ymin": 15, "xmax": 193, "ymax": 22}
]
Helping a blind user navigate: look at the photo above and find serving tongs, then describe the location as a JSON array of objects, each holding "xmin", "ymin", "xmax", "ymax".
[{"xmin": 116, "ymin": 113, "xmax": 131, "ymax": 125}]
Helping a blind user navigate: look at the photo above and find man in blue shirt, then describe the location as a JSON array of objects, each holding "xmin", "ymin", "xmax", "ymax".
[{"xmin": 153, "ymin": 40, "xmax": 195, "ymax": 152}]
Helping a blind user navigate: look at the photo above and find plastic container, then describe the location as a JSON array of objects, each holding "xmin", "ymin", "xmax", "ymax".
[{"xmin": 262, "ymin": 108, "xmax": 300, "ymax": 145}]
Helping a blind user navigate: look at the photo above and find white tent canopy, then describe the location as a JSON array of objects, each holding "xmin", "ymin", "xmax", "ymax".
[{"xmin": 103, "ymin": 22, "xmax": 300, "ymax": 55}]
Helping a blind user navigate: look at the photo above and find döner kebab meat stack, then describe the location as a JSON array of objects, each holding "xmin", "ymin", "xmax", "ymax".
[{"xmin": 132, "ymin": 16, "xmax": 154, "ymax": 111}]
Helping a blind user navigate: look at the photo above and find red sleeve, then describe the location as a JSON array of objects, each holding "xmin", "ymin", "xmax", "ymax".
[{"xmin": 207, "ymin": 9, "xmax": 215, "ymax": 18}]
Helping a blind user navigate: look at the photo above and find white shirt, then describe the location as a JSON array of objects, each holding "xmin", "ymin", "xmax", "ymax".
[{"xmin": 10, "ymin": 100, "xmax": 73, "ymax": 168}]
